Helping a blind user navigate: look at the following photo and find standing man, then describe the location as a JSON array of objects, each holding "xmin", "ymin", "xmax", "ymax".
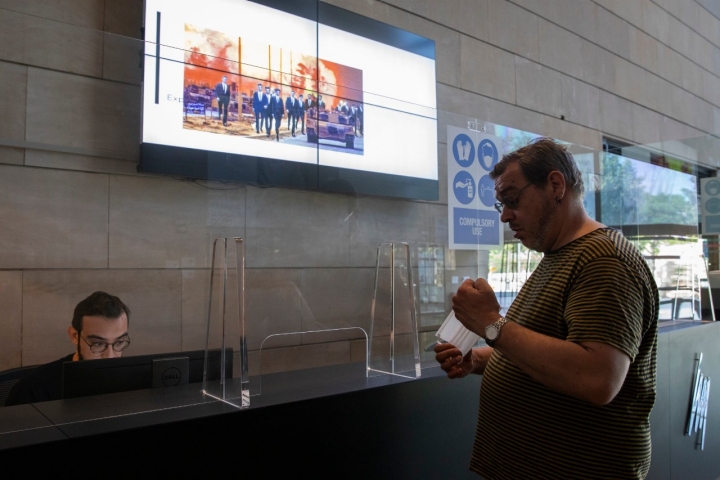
[
  {"xmin": 350, "ymin": 103, "xmax": 359, "ymax": 135},
  {"xmin": 252, "ymin": 83, "xmax": 267, "ymax": 134},
  {"xmin": 297, "ymin": 94, "xmax": 306, "ymax": 135},
  {"xmin": 268, "ymin": 88, "xmax": 285, "ymax": 141},
  {"xmin": 435, "ymin": 138, "xmax": 659, "ymax": 479},
  {"xmin": 214, "ymin": 75, "xmax": 231, "ymax": 126},
  {"xmin": 317, "ymin": 94, "xmax": 326, "ymax": 111},
  {"xmin": 356, "ymin": 104, "xmax": 363, "ymax": 136},
  {"xmin": 305, "ymin": 94, "xmax": 316, "ymax": 112},
  {"xmin": 6, "ymin": 291, "xmax": 131, "ymax": 405},
  {"xmin": 263, "ymin": 85, "xmax": 272, "ymax": 134},
  {"xmin": 285, "ymin": 91, "xmax": 297, "ymax": 133}
]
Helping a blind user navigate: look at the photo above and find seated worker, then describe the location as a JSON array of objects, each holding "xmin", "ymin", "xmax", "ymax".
[{"xmin": 5, "ymin": 291, "xmax": 130, "ymax": 406}]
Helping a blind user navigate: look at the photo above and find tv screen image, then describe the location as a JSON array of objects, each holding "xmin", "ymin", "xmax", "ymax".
[
  {"xmin": 140, "ymin": 0, "xmax": 438, "ymax": 200},
  {"xmin": 182, "ymin": 26, "xmax": 365, "ymax": 153}
]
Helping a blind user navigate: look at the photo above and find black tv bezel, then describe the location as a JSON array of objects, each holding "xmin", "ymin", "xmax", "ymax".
[{"xmin": 138, "ymin": 0, "xmax": 439, "ymax": 201}]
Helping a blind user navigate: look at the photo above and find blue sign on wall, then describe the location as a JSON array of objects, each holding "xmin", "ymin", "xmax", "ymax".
[
  {"xmin": 701, "ymin": 177, "xmax": 720, "ymax": 235},
  {"xmin": 453, "ymin": 208, "xmax": 500, "ymax": 245},
  {"xmin": 447, "ymin": 126, "xmax": 503, "ymax": 249}
]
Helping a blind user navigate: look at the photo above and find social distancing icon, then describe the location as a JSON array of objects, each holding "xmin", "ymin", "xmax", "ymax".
[
  {"xmin": 478, "ymin": 175, "xmax": 496, "ymax": 208},
  {"xmin": 706, "ymin": 197, "xmax": 720, "ymax": 214}
]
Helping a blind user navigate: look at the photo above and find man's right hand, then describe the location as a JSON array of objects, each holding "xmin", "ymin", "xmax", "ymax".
[{"xmin": 434, "ymin": 343, "xmax": 476, "ymax": 379}]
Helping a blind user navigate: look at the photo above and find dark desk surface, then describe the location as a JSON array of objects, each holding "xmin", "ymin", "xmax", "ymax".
[
  {"xmin": 2, "ymin": 322, "xmax": 720, "ymax": 479},
  {"xmin": 0, "ymin": 321, "xmax": 715, "ymax": 455},
  {"xmin": 0, "ymin": 361, "xmax": 431, "ymax": 450},
  {"xmin": 0, "ymin": 404, "xmax": 67, "ymax": 450}
]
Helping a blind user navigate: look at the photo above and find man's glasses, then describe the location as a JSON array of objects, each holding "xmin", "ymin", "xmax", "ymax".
[
  {"xmin": 494, "ymin": 183, "xmax": 532, "ymax": 214},
  {"xmin": 80, "ymin": 335, "xmax": 131, "ymax": 354}
]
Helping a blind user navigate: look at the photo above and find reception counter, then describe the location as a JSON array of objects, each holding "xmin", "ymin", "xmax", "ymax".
[{"xmin": 1, "ymin": 321, "xmax": 718, "ymax": 479}]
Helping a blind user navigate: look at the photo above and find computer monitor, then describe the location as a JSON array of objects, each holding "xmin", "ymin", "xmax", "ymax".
[{"xmin": 62, "ymin": 348, "xmax": 232, "ymax": 399}]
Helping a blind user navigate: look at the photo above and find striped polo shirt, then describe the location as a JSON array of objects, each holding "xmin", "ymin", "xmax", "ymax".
[{"xmin": 471, "ymin": 228, "xmax": 659, "ymax": 480}]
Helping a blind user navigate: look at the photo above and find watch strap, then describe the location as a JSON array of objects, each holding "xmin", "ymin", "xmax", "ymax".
[{"xmin": 485, "ymin": 316, "xmax": 508, "ymax": 347}]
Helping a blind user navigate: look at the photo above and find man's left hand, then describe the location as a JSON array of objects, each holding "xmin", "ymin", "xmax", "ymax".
[{"xmin": 452, "ymin": 278, "xmax": 502, "ymax": 336}]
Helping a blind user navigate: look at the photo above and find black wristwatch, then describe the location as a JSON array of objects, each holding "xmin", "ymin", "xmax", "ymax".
[{"xmin": 484, "ymin": 317, "xmax": 508, "ymax": 347}]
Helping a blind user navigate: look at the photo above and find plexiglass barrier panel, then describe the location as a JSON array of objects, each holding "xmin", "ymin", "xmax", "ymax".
[
  {"xmin": 256, "ymin": 328, "xmax": 368, "ymax": 397},
  {"xmin": 240, "ymin": 256, "xmax": 373, "ymax": 398},
  {"xmin": 596, "ymin": 142, "xmax": 716, "ymax": 322},
  {"xmin": 203, "ymin": 238, "xmax": 248, "ymax": 408},
  {"xmin": 368, "ymin": 242, "xmax": 421, "ymax": 379}
]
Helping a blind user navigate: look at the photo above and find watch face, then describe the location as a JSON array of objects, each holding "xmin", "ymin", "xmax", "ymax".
[{"xmin": 486, "ymin": 325, "xmax": 499, "ymax": 341}]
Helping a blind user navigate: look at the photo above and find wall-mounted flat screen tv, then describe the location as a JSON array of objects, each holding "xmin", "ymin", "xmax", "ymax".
[{"xmin": 139, "ymin": 0, "xmax": 438, "ymax": 200}]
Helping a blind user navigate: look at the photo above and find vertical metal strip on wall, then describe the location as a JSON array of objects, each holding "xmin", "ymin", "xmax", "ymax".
[{"xmin": 154, "ymin": 11, "xmax": 161, "ymax": 104}]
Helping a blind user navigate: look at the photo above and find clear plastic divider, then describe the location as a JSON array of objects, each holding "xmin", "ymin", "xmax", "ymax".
[
  {"xmin": 203, "ymin": 237, "xmax": 248, "ymax": 408},
  {"xmin": 256, "ymin": 328, "xmax": 368, "ymax": 397},
  {"xmin": 368, "ymin": 242, "xmax": 421, "ymax": 379}
]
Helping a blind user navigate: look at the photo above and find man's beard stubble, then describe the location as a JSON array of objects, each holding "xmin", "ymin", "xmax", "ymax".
[{"xmin": 526, "ymin": 196, "xmax": 556, "ymax": 252}]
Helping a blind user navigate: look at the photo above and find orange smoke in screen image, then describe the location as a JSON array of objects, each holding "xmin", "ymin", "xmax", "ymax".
[
  {"xmin": 184, "ymin": 25, "xmax": 239, "ymax": 88},
  {"xmin": 237, "ymin": 39, "xmax": 318, "ymax": 98},
  {"xmin": 285, "ymin": 54, "xmax": 318, "ymax": 95},
  {"xmin": 318, "ymin": 59, "xmax": 363, "ymax": 109},
  {"xmin": 183, "ymin": 24, "xmax": 363, "ymax": 108}
]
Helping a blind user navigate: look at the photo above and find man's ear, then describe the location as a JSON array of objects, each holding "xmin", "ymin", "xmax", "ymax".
[
  {"xmin": 547, "ymin": 171, "xmax": 566, "ymax": 199},
  {"xmin": 68, "ymin": 326, "xmax": 79, "ymax": 346}
]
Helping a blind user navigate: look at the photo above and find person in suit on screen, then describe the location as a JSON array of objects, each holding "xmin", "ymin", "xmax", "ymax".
[
  {"xmin": 268, "ymin": 88, "xmax": 285, "ymax": 141},
  {"xmin": 252, "ymin": 83, "xmax": 267, "ymax": 134},
  {"xmin": 305, "ymin": 94, "xmax": 315, "ymax": 110},
  {"xmin": 297, "ymin": 94, "xmax": 306, "ymax": 135},
  {"xmin": 350, "ymin": 104, "xmax": 360, "ymax": 136},
  {"xmin": 286, "ymin": 91, "xmax": 298, "ymax": 134},
  {"xmin": 215, "ymin": 75, "xmax": 231, "ymax": 126},
  {"xmin": 263, "ymin": 86, "xmax": 272, "ymax": 133},
  {"xmin": 357, "ymin": 104, "xmax": 363, "ymax": 136}
]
